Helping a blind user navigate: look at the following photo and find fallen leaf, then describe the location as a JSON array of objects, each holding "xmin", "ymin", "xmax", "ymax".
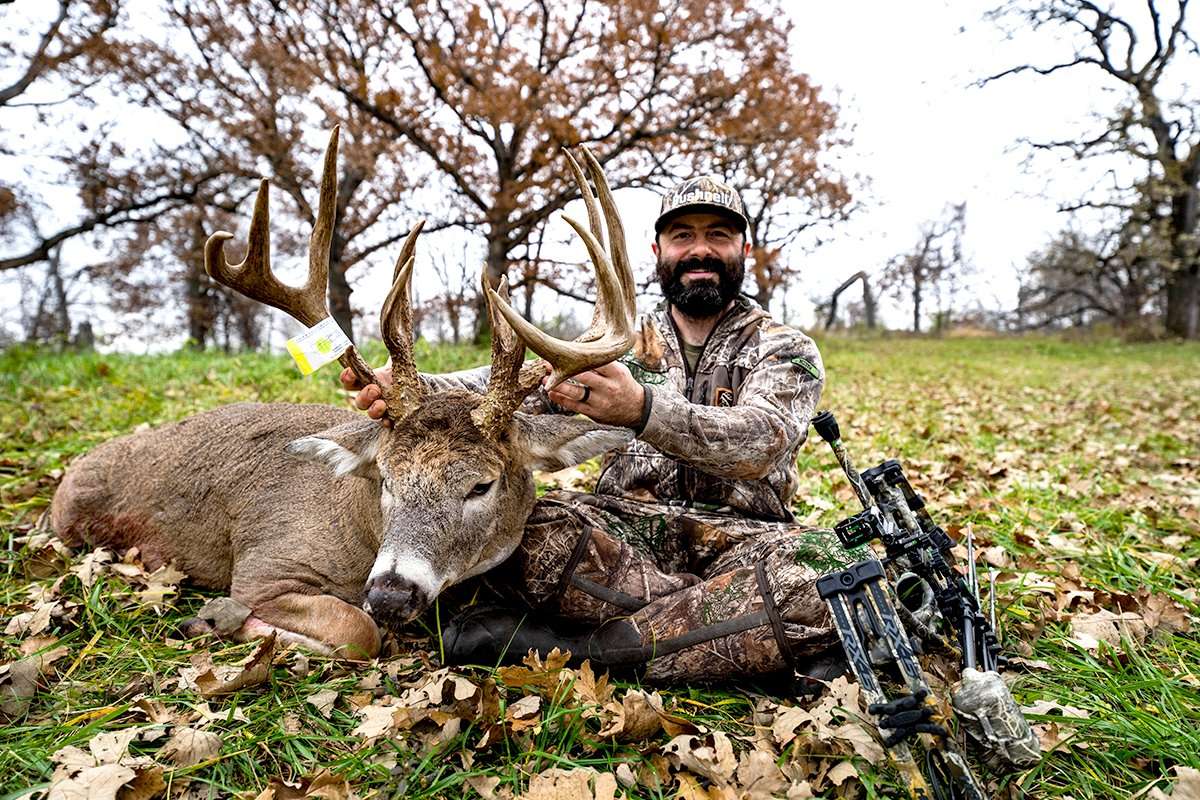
[
  {"xmin": 160, "ymin": 726, "xmax": 222, "ymax": 767},
  {"xmin": 192, "ymin": 633, "xmax": 275, "ymax": 697},
  {"xmin": 505, "ymin": 694, "xmax": 541, "ymax": 733},
  {"xmin": 597, "ymin": 689, "xmax": 668, "ymax": 742},
  {"xmin": 466, "ymin": 774, "xmax": 501, "ymax": 799},
  {"xmin": 47, "ymin": 764, "xmax": 137, "ymax": 800},
  {"xmin": 519, "ymin": 767, "xmax": 610, "ymax": 800},
  {"xmin": 496, "ymin": 648, "xmax": 572, "ymax": 696},
  {"xmin": 89, "ymin": 729, "xmax": 139, "ymax": 764},
  {"xmin": 1, "ymin": 646, "xmax": 69, "ymax": 717},
  {"xmin": 826, "ymin": 760, "xmax": 858, "ymax": 787},
  {"xmin": 662, "ymin": 731, "xmax": 737, "ymax": 786},
  {"xmin": 1146, "ymin": 766, "xmax": 1200, "ymax": 800},
  {"xmin": 119, "ymin": 766, "xmax": 166, "ymax": 800},
  {"xmin": 1068, "ymin": 610, "xmax": 1147, "ymax": 650},
  {"xmin": 251, "ymin": 770, "xmax": 352, "ymax": 800},
  {"xmin": 306, "ymin": 689, "xmax": 338, "ymax": 719},
  {"xmin": 735, "ymin": 749, "xmax": 788, "ymax": 799},
  {"xmin": 351, "ymin": 703, "xmax": 399, "ymax": 740}
]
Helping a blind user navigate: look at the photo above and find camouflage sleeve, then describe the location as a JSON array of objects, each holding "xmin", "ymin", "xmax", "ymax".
[{"xmin": 637, "ymin": 334, "xmax": 824, "ymax": 480}]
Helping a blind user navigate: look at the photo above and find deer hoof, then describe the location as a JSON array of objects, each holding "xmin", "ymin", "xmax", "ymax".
[{"xmin": 177, "ymin": 616, "xmax": 215, "ymax": 640}]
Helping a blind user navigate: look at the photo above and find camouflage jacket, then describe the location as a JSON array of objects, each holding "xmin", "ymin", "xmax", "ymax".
[
  {"xmin": 594, "ymin": 296, "xmax": 824, "ymax": 522},
  {"xmin": 422, "ymin": 296, "xmax": 824, "ymax": 522}
]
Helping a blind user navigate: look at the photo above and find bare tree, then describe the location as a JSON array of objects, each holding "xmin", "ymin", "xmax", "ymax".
[
  {"xmin": 823, "ymin": 271, "xmax": 877, "ymax": 330},
  {"xmin": 1017, "ymin": 187, "xmax": 1169, "ymax": 329},
  {"xmin": 984, "ymin": 0, "xmax": 1200, "ymax": 338},
  {"xmin": 880, "ymin": 203, "xmax": 969, "ymax": 333}
]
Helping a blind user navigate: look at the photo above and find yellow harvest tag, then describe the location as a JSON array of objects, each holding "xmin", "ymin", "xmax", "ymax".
[{"xmin": 285, "ymin": 317, "xmax": 351, "ymax": 376}]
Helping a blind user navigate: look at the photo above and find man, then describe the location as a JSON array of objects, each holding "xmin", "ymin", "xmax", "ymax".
[{"xmin": 343, "ymin": 175, "xmax": 851, "ymax": 684}]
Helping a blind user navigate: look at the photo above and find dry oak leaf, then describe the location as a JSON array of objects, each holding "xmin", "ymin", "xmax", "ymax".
[
  {"xmin": 4, "ymin": 600, "xmax": 58, "ymax": 637},
  {"xmin": 243, "ymin": 770, "xmax": 353, "ymax": 800},
  {"xmin": 194, "ymin": 597, "xmax": 253, "ymax": 637},
  {"xmin": 88, "ymin": 729, "xmax": 140, "ymax": 765},
  {"xmin": 735, "ymin": 749, "xmax": 788, "ymax": 799},
  {"xmin": 465, "ymin": 774, "xmax": 502, "ymax": 799},
  {"xmin": 1144, "ymin": 766, "xmax": 1200, "ymax": 800},
  {"xmin": 518, "ymin": 768, "xmax": 616, "ymax": 800},
  {"xmin": 505, "ymin": 694, "xmax": 542, "ymax": 733},
  {"xmin": 191, "ymin": 633, "xmax": 276, "ymax": 697},
  {"xmin": 159, "ymin": 726, "xmax": 222, "ymax": 767},
  {"xmin": 598, "ymin": 688, "xmax": 670, "ymax": 742},
  {"xmin": 663, "ymin": 731, "xmax": 738, "ymax": 786},
  {"xmin": 47, "ymin": 764, "xmax": 138, "ymax": 800},
  {"xmin": 351, "ymin": 703, "xmax": 400, "ymax": 741},
  {"xmin": 306, "ymin": 689, "xmax": 339, "ymax": 719},
  {"xmin": 47, "ymin": 737, "xmax": 163, "ymax": 800},
  {"xmin": 1068, "ymin": 609, "xmax": 1148, "ymax": 650},
  {"xmin": 1, "ymin": 644, "xmax": 70, "ymax": 717},
  {"xmin": 496, "ymin": 648, "xmax": 572, "ymax": 696}
]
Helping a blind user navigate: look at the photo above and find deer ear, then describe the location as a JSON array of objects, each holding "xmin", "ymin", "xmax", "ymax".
[
  {"xmin": 285, "ymin": 419, "xmax": 384, "ymax": 478},
  {"xmin": 513, "ymin": 413, "xmax": 633, "ymax": 472}
]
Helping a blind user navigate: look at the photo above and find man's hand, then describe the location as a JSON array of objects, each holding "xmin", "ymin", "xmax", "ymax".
[
  {"xmin": 546, "ymin": 361, "xmax": 646, "ymax": 428},
  {"xmin": 340, "ymin": 364, "xmax": 393, "ymax": 425}
]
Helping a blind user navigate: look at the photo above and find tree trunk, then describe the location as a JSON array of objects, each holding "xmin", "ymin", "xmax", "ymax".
[
  {"xmin": 49, "ymin": 247, "xmax": 71, "ymax": 344},
  {"xmin": 327, "ymin": 167, "xmax": 366, "ymax": 342},
  {"xmin": 824, "ymin": 271, "xmax": 871, "ymax": 330},
  {"xmin": 1165, "ymin": 264, "xmax": 1199, "ymax": 338},
  {"xmin": 185, "ymin": 265, "xmax": 212, "ymax": 350},
  {"xmin": 475, "ymin": 232, "xmax": 509, "ymax": 343},
  {"xmin": 912, "ymin": 278, "xmax": 923, "ymax": 333},
  {"xmin": 328, "ymin": 231, "xmax": 355, "ymax": 343},
  {"xmin": 862, "ymin": 275, "xmax": 877, "ymax": 329},
  {"xmin": 1165, "ymin": 183, "xmax": 1199, "ymax": 338}
]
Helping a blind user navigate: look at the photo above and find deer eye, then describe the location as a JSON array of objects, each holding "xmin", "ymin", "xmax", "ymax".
[{"xmin": 468, "ymin": 480, "xmax": 495, "ymax": 498}]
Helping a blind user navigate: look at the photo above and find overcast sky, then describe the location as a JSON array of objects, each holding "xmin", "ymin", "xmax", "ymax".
[{"xmin": 1, "ymin": 0, "xmax": 1161, "ymax": 344}]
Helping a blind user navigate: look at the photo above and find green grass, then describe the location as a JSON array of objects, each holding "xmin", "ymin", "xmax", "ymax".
[{"xmin": 2, "ymin": 334, "xmax": 1198, "ymax": 799}]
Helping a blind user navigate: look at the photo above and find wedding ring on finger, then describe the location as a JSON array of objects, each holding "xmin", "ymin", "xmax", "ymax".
[{"xmin": 566, "ymin": 378, "xmax": 591, "ymax": 404}]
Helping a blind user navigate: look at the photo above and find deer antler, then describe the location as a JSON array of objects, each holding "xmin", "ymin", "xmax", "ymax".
[
  {"xmin": 471, "ymin": 147, "xmax": 636, "ymax": 439},
  {"xmin": 204, "ymin": 126, "xmax": 425, "ymax": 422}
]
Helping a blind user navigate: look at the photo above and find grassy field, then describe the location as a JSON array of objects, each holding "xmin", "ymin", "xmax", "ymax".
[{"xmin": 1, "ymin": 335, "xmax": 1197, "ymax": 799}]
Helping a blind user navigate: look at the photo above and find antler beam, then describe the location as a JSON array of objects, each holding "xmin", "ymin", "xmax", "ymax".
[{"xmin": 204, "ymin": 126, "xmax": 425, "ymax": 422}]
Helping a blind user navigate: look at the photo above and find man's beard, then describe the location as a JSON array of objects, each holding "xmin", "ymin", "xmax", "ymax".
[{"xmin": 658, "ymin": 253, "xmax": 745, "ymax": 318}]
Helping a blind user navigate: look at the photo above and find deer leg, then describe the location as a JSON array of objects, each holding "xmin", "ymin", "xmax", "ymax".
[{"xmin": 231, "ymin": 592, "xmax": 381, "ymax": 660}]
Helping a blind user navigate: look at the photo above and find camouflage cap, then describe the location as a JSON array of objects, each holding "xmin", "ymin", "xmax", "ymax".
[{"xmin": 655, "ymin": 175, "xmax": 749, "ymax": 234}]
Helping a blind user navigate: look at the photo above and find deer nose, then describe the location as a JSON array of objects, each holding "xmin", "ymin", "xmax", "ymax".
[{"xmin": 363, "ymin": 572, "xmax": 428, "ymax": 626}]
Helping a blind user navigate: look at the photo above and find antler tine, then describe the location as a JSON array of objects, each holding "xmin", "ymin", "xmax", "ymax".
[
  {"xmin": 205, "ymin": 126, "xmax": 394, "ymax": 399},
  {"xmin": 205, "ymin": 130, "xmax": 341, "ymax": 329},
  {"xmin": 562, "ymin": 149, "xmax": 606, "ymax": 254},
  {"xmin": 377, "ymin": 220, "xmax": 427, "ymax": 416},
  {"xmin": 578, "ymin": 147, "xmax": 637, "ymax": 314},
  {"xmin": 482, "ymin": 150, "xmax": 634, "ymax": 390},
  {"xmin": 562, "ymin": 148, "xmax": 611, "ymax": 342},
  {"xmin": 471, "ymin": 269, "xmax": 547, "ymax": 438},
  {"xmin": 470, "ymin": 149, "xmax": 635, "ymax": 440}
]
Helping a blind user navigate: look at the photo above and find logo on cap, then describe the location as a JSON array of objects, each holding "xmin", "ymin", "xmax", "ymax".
[{"xmin": 656, "ymin": 175, "xmax": 748, "ymax": 232}]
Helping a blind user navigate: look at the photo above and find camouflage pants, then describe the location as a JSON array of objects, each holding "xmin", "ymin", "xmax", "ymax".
[{"xmin": 500, "ymin": 490, "xmax": 856, "ymax": 684}]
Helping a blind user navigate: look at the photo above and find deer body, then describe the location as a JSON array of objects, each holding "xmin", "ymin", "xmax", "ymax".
[
  {"xmin": 53, "ymin": 403, "xmax": 380, "ymax": 597},
  {"xmin": 51, "ymin": 130, "xmax": 637, "ymax": 658}
]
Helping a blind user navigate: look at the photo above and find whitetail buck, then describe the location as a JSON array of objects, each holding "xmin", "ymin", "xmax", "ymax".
[{"xmin": 50, "ymin": 129, "xmax": 637, "ymax": 658}]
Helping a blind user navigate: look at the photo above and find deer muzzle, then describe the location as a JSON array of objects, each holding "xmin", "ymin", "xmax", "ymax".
[{"xmin": 363, "ymin": 571, "xmax": 431, "ymax": 628}]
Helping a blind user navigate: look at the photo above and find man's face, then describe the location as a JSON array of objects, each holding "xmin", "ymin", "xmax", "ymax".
[{"xmin": 653, "ymin": 212, "xmax": 750, "ymax": 318}]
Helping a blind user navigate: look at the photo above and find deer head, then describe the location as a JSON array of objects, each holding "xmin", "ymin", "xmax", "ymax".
[{"xmin": 205, "ymin": 128, "xmax": 637, "ymax": 628}]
